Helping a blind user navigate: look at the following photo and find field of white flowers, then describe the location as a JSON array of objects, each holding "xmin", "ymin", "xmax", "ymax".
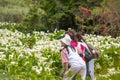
[{"xmin": 0, "ymin": 23, "xmax": 120, "ymax": 80}]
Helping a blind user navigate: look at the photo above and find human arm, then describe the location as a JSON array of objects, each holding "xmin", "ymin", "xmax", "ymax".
[
  {"xmin": 60, "ymin": 62, "xmax": 69, "ymax": 77},
  {"xmin": 60, "ymin": 48, "xmax": 69, "ymax": 77}
]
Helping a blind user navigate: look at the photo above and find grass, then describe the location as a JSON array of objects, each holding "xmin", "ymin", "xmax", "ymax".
[
  {"xmin": 0, "ymin": 69, "xmax": 9, "ymax": 80},
  {"xmin": 95, "ymin": 72, "xmax": 120, "ymax": 80},
  {"xmin": 63, "ymin": 69, "xmax": 120, "ymax": 80},
  {"xmin": 0, "ymin": 71, "xmax": 119, "ymax": 80},
  {"xmin": 0, "ymin": 6, "xmax": 28, "ymax": 16},
  {"xmin": 0, "ymin": 0, "xmax": 28, "ymax": 14},
  {"xmin": 0, "ymin": 0, "xmax": 29, "ymax": 22}
]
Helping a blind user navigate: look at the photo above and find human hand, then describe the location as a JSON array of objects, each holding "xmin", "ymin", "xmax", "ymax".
[
  {"xmin": 60, "ymin": 70, "xmax": 65, "ymax": 77},
  {"xmin": 64, "ymin": 70, "xmax": 69, "ymax": 76}
]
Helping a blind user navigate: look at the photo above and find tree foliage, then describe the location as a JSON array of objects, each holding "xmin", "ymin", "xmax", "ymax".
[
  {"xmin": 22, "ymin": 0, "xmax": 104, "ymax": 32},
  {"xmin": 1, "ymin": 0, "xmax": 119, "ymax": 37}
]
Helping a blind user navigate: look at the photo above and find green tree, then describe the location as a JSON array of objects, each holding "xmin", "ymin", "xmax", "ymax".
[{"xmin": 22, "ymin": 0, "xmax": 104, "ymax": 32}]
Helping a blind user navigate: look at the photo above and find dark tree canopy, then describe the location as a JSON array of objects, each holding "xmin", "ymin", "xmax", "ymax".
[{"xmin": 23, "ymin": 0, "xmax": 104, "ymax": 32}]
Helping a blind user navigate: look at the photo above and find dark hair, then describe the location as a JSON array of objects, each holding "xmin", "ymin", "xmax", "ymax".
[
  {"xmin": 65, "ymin": 29, "xmax": 83, "ymax": 42},
  {"xmin": 65, "ymin": 29, "xmax": 77, "ymax": 41},
  {"xmin": 76, "ymin": 33, "xmax": 83, "ymax": 42}
]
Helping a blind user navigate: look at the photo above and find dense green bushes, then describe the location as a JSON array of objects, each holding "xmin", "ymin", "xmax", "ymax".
[{"xmin": 0, "ymin": 23, "xmax": 120, "ymax": 79}]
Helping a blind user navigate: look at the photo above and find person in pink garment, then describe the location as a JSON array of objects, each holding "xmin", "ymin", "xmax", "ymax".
[
  {"xmin": 60, "ymin": 34, "xmax": 86, "ymax": 80},
  {"xmin": 65, "ymin": 30, "xmax": 86, "ymax": 61},
  {"xmin": 65, "ymin": 29, "xmax": 95, "ymax": 80},
  {"xmin": 70, "ymin": 34, "xmax": 86, "ymax": 61}
]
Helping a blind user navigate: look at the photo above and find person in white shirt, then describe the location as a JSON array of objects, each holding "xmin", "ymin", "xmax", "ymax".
[{"xmin": 60, "ymin": 34, "xmax": 86, "ymax": 80}]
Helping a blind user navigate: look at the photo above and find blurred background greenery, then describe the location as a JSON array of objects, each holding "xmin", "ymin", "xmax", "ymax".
[{"xmin": 0, "ymin": 0, "xmax": 120, "ymax": 37}]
